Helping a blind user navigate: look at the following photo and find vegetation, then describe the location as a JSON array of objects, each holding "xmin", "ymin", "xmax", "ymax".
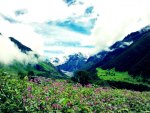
[
  {"xmin": 96, "ymin": 68, "xmax": 150, "ymax": 91},
  {"xmin": 0, "ymin": 60, "xmax": 65, "ymax": 79},
  {"xmin": 102, "ymin": 32, "xmax": 150, "ymax": 78},
  {"xmin": 71, "ymin": 70, "xmax": 91, "ymax": 86},
  {"xmin": 0, "ymin": 72, "xmax": 150, "ymax": 113},
  {"xmin": 97, "ymin": 68, "xmax": 137, "ymax": 83},
  {"xmin": 1, "ymin": 25, "xmax": 150, "ymax": 112}
]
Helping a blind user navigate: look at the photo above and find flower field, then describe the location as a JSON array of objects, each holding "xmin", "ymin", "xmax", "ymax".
[{"xmin": 0, "ymin": 74, "xmax": 150, "ymax": 113}]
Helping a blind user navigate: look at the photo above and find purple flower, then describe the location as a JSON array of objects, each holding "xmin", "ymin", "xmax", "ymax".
[
  {"xmin": 45, "ymin": 79, "xmax": 50, "ymax": 83},
  {"xmin": 22, "ymin": 96, "xmax": 27, "ymax": 104},
  {"xmin": 29, "ymin": 79, "xmax": 33, "ymax": 82},
  {"xmin": 46, "ymin": 96, "xmax": 49, "ymax": 101},
  {"xmin": 33, "ymin": 78, "xmax": 40, "ymax": 84},
  {"xmin": 27, "ymin": 86, "xmax": 32, "ymax": 92},
  {"xmin": 67, "ymin": 102, "xmax": 72, "ymax": 107},
  {"xmin": 27, "ymin": 93, "xmax": 34, "ymax": 99},
  {"xmin": 52, "ymin": 103, "xmax": 62, "ymax": 110},
  {"xmin": 102, "ymin": 99, "xmax": 105, "ymax": 102},
  {"xmin": 85, "ymin": 84, "xmax": 92, "ymax": 88},
  {"xmin": 95, "ymin": 88, "xmax": 102, "ymax": 93}
]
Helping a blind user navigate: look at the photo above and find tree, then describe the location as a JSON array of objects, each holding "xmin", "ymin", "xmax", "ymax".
[
  {"xmin": 28, "ymin": 71, "xmax": 35, "ymax": 80},
  {"xmin": 72, "ymin": 70, "xmax": 91, "ymax": 86},
  {"xmin": 18, "ymin": 72, "xmax": 26, "ymax": 79}
]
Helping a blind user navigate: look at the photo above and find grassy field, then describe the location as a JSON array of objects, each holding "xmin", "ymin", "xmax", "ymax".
[
  {"xmin": 0, "ymin": 72, "xmax": 150, "ymax": 113},
  {"xmin": 96, "ymin": 68, "xmax": 150, "ymax": 87}
]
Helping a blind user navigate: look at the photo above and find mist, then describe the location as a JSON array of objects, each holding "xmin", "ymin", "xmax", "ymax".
[
  {"xmin": 0, "ymin": 34, "xmax": 41, "ymax": 65},
  {"xmin": 88, "ymin": 0, "xmax": 150, "ymax": 54}
]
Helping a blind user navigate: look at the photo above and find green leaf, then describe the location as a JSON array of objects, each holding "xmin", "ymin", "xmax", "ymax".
[{"xmin": 59, "ymin": 98, "xmax": 69, "ymax": 106}]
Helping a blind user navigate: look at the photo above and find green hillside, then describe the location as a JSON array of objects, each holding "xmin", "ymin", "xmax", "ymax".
[
  {"xmin": 102, "ymin": 32, "xmax": 150, "ymax": 78},
  {"xmin": 0, "ymin": 60, "xmax": 66, "ymax": 79},
  {"xmin": 0, "ymin": 36, "xmax": 66, "ymax": 79},
  {"xmin": 95, "ymin": 68, "xmax": 150, "ymax": 91}
]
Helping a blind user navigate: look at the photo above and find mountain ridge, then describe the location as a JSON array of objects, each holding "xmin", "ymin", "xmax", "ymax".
[{"xmin": 0, "ymin": 34, "xmax": 66, "ymax": 79}]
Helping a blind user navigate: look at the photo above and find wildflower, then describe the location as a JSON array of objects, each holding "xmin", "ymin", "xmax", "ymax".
[
  {"xmin": 67, "ymin": 102, "xmax": 73, "ymax": 107},
  {"xmin": 27, "ymin": 93, "xmax": 34, "ymax": 99},
  {"xmin": 33, "ymin": 78, "xmax": 40, "ymax": 84},
  {"xmin": 95, "ymin": 88, "xmax": 102, "ymax": 93},
  {"xmin": 38, "ymin": 98, "xmax": 41, "ymax": 103},
  {"xmin": 22, "ymin": 96, "xmax": 26, "ymax": 104},
  {"xmin": 44, "ymin": 86, "xmax": 49, "ymax": 93},
  {"xmin": 27, "ymin": 86, "xmax": 32, "ymax": 92},
  {"xmin": 76, "ymin": 83, "xmax": 82, "ymax": 87},
  {"xmin": 85, "ymin": 83, "xmax": 92, "ymax": 88},
  {"xmin": 52, "ymin": 103, "xmax": 62, "ymax": 110},
  {"xmin": 45, "ymin": 79, "xmax": 50, "ymax": 83},
  {"xmin": 46, "ymin": 96, "xmax": 49, "ymax": 101},
  {"xmin": 101, "ymin": 98, "xmax": 105, "ymax": 102},
  {"xmin": 29, "ymin": 79, "xmax": 33, "ymax": 82},
  {"xmin": 59, "ymin": 88, "xmax": 64, "ymax": 92}
]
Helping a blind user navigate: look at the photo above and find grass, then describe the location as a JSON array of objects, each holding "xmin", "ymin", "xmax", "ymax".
[
  {"xmin": 95, "ymin": 68, "xmax": 150, "ymax": 91},
  {"xmin": 96, "ymin": 68, "xmax": 149, "ymax": 85},
  {"xmin": 96, "ymin": 68, "xmax": 136, "ymax": 82},
  {"xmin": 0, "ymin": 72, "xmax": 150, "ymax": 112}
]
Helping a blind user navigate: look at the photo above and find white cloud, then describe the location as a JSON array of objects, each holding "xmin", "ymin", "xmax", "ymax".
[
  {"xmin": 0, "ymin": 16, "xmax": 44, "ymax": 54},
  {"xmin": 0, "ymin": 0, "xmax": 89, "ymax": 23},
  {"xmin": 0, "ymin": 35, "xmax": 39, "ymax": 64},
  {"xmin": 0, "ymin": 0, "xmax": 150, "ymax": 59},
  {"xmin": 90, "ymin": 0, "xmax": 150, "ymax": 53}
]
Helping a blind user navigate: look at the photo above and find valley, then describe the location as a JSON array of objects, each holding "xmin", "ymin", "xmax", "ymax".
[
  {"xmin": 0, "ymin": 26, "xmax": 150, "ymax": 112},
  {"xmin": 0, "ymin": 0, "xmax": 150, "ymax": 111}
]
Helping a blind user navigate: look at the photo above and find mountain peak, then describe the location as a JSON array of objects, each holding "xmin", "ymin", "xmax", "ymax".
[
  {"xmin": 9, "ymin": 37, "xmax": 32, "ymax": 54},
  {"xmin": 140, "ymin": 25, "xmax": 150, "ymax": 33},
  {"xmin": 57, "ymin": 52, "xmax": 88, "ymax": 72}
]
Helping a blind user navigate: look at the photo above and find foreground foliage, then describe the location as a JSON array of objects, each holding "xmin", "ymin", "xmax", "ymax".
[{"xmin": 0, "ymin": 73, "xmax": 150, "ymax": 113}]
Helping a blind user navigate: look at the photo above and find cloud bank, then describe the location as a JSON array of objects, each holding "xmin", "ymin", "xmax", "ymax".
[
  {"xmin": 0, "ymin": 35, "xmax": 39, "ymax": 64},
  {"xmin": 0, "ymin": 0, "xmax": 150, "ymax": 58}
]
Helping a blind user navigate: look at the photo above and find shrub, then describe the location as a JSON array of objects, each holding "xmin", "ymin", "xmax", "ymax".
[
  {"xmin": 28, "ymin": 71, "xmax": 35, "ymax": 80},
  {"xmin": 18, "ymin": 72, "xmax": 26, "ymax": 79},
  {"xmin": 71, "ymin": 70, "xmax": 91, "ymax": 86}
]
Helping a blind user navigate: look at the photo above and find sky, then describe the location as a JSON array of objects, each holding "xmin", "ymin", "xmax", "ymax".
[{"xmin": 0, "ymin": 0, "xmax": 150, "ymax": 59}]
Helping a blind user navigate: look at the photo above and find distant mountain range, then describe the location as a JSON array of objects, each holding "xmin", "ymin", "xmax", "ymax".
[{"xmin": 0, "ymin": 34, "xmax": 65, "ymax": 78}]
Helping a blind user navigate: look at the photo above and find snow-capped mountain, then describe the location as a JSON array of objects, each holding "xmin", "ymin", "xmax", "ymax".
[
  {"xmin": 56, "ymin": 52, "xmax": 88, "ymax": 72},
  {"xmin": 50, "ymin": 57, "xmax": 68, "ymax": 66},
  {"xmin": 50, "ymin": 25, "xmax": 150, "ymax": 73}
]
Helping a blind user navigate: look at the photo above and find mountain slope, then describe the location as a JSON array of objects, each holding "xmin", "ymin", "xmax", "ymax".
[
  {"xmin": 81, "ymin": 51, "xmax": 108, "ymax": 70},
  {"xmin": 101, "ymin": 32, "xmax": 150, "ymax": 78},
  {"xmin": 88, "ymin": 26, "xmax": 150, "ymax": 72},
  {"xmin": 0, "ymin": 35, "xmax": 65, "ymax": 78},
  {"xmin": 9, "ymin": 37, "xmax": 32, "ymax": 53},
  {"xmin": 81, "ymin": 27, "xmax": 150, "ymax": 71}
]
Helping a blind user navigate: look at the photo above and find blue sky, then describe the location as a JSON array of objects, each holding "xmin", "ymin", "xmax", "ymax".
[{"xmin": 0, "ymin": 0, "xmax": 150, "ymax": 58}]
